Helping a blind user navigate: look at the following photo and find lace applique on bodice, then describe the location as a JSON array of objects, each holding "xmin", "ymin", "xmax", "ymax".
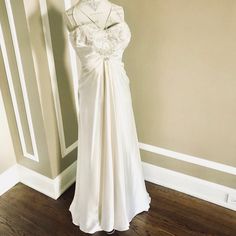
[{"xmin": 69, "ymin": 21, "xmax": 131, "ymax": 59}]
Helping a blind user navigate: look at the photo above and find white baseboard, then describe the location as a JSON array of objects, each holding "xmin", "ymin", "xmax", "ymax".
[
  {"xmin": 142, "ymin": 162, "xmax": 236, "ymax": 211},
  {"xmin": 0, "ymin": 165, "xmax": 19, "ymax": 195},
  {"xmin": 17, "ymin": 162, "xmax": 77, "ymax": 200},
  {"xmin": 0, "ymin": 162, "xmax": 236, "ymax": 211},
  {"xmin": 0, "ymin": 162, "xmax": 77, "ymax": 200},
  {"xmin": 53, "ymin": 160, "xmax": 77, "ymax": 198}
]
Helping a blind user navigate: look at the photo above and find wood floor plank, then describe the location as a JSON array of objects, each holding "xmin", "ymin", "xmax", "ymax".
[{"xmin": 0, "ymin": 181, "xmax": 235, "ymax": 235}]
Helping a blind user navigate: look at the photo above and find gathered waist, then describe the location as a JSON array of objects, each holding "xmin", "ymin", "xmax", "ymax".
[{"xmin": 80, "ymin": 55, "xmax": 124, "ymax": 75}]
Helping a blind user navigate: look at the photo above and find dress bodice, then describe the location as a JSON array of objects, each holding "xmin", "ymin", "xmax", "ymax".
[
  {"xmin": 68, "ymin": 5, "xmax": 131, "ymax": 63},
  {"xmin": 67, "ymin": 4, "xmax": 132, "ymax": 88}
]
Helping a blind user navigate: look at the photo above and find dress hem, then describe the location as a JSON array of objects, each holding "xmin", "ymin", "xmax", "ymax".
[{"xmin": 69, "ymin": 194, "xmax": 151, "ymax": 234}]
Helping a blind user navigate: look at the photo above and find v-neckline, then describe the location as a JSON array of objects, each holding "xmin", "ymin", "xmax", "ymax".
[{"xmin": 74, "ymin": 3, "xmax": 113, "ymax": 31}]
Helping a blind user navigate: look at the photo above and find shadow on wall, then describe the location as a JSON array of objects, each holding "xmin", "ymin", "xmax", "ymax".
[
  {"xmin": 43, "ymin": 5, "xmax": 78, "ymax": 170},
  {"xmin": 27, "ymin": 2, "xmax": 79, "ymax": 173},
  {"xmin": 29, "ymin": 2, "xmax": 77, "ymax": 146}
]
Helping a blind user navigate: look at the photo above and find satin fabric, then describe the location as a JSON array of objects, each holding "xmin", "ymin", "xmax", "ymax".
[{"xmin": 67, "ymin": 7, "xmax": 151, "ymax": 234}]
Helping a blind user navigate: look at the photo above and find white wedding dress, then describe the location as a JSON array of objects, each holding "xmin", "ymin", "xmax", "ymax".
[{"xmin": 65, "ymin": 3, "xmax": 151, "ymax": 234}]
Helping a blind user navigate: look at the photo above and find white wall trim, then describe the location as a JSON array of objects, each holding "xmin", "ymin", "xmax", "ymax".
[
  {"xmin": 0, "ymin": 22, "xmax": 29, "ymax": 158},
  {"xmin": 139, "ymin": 142, "xmax": 236, "ymax": 176},
  {"xmin": 143, "ymin": 162, "xmax": 236, "ymax": 211},
  {"xmin": 39, "ymin": 0, "xmax": 78, "ymax": 159},
  {"xmin": 1, "ymin": 161, "xmax": 235, "ymax": 211},
  {"xmin": 4, "ymin": 0, "xmax": 39, "ymax": 162},
  {"xmin": 0, "ymin": 165, "xmax": 19, "ymax": 196},
  {"xmin": 0, "ymin": 163, "xmax": 76, "ymax": 200},
  {"xmin": 17, "ymin": 163, "xmax": 76, "ymax": 199},
  {"xmin": 0, "ymin": 8, "xmax": 35, "ymax": 161}
]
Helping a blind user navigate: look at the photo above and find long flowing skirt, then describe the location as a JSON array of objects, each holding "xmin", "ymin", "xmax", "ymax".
[{"xmin": 69, "ymin": 59, "xmax": 151, "ymax": 234}]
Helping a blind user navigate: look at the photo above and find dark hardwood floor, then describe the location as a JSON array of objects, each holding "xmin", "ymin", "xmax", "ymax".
[{"xmin": 0, "ymin": 181, "xmax": 235, "ymax": 236}]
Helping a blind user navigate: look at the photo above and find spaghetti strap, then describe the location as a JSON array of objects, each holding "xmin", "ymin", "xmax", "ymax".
[
  {"xmin": 71, "ymin": 6, "xmax": 78, "ymax": 26},
  {"xmin": 78, "ymin": 4, "xmax": 112, "ymax": 30}
]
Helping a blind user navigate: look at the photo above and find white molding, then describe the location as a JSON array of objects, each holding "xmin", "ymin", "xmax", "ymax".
[
  {"xmin": 4, "ymin": 0, "xmax": 39, "ymax": 162},
  {"xmin": 17, "ymin": 163, "xmax": 76, "ymax": 199},
  {"xmin": 0, "ymin": 163, "xmax": 76, "ymax": 199},
  {"xmin": 39, "ymin": 0, "xmax": 78, "ymax": 159},
  {"xmin": 0, "ymin": 165, "xmax": 19, "ymax": 195},
  {"xmin": 0, "ymin": 21, "xmax": 28, "ymax": 158},
  {"xmin": 143, "ymin": 162, "xmax": 236, "ymax": 211},
  {"xmin": 53, "ymin": 160, "xmax": 77, "ymax": 198},
  {"xmin": 139, "ymin": 142, "xmax": 236, "ymax": 176},
  {"xmin": 1, "ymin": 161, "xmax": 235, "ymax": 211}
]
